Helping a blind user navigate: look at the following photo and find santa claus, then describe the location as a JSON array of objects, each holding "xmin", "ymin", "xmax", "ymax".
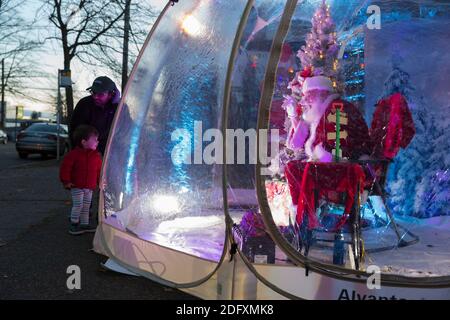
[
  {"xmin": 283, "ymin": 95, "xmax": 309, "ymax": 154},
  {"xmin": 291, "ymin": 75, "xmax": 371, "ymax": 162}
]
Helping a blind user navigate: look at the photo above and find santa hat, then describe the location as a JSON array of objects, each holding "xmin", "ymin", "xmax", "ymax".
[{"xmin": 302, "ymin": 75, "xmax": 334, "ymax": 94}]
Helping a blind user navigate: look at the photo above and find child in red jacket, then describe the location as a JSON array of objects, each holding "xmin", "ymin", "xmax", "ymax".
[{"xmin": 60, "ymin": 125, "xmax": 102, "ymax": 235}]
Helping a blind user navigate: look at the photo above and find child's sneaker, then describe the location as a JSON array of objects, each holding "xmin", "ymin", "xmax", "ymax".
[
  {"xmin": 80, "ymin": 224, "xmax": 97, "ymax": 233},
  {"xmin": 69, "ymin": 224, "xmax": 84, "ymax": 235}
]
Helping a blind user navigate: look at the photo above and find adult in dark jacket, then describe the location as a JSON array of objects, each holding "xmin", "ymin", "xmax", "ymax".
[{"xmin": 70, "ymin": 76, "xmax": 121, "ymax": 155}]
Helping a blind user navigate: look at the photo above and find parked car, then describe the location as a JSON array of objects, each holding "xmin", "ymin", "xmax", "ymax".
[
  {"xmin": 16, "ymin": 123, "xmax": 69, "ymax": 158},
  {"xmin": 0, "ymin": 129, "xmax": 7, "ymax": 144}
]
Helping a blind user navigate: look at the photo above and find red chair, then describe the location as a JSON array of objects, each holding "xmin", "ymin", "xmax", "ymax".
[
  {"xmin": 285, "ymin": 161, "xmax": 366, "ymax": 269},
  {"xmin": 360, "ymin": 93, "xmax": 417, "ymax": 247}
]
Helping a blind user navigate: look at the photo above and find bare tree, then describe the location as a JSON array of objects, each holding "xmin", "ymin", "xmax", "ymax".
[
  {"xmin": 4, "ymin": 50, "xmax": 49, "ymax": 97},
  {"xmin": 75, "ymin": 0, "xmax": 158, "ymax": 91},
  {"xmin": 40, "ymin": 0, "xmax": 128, "ymax": 121},
  {"xmin": 0, "ymin": 0, "xmax": 42, "ymax": 127}
]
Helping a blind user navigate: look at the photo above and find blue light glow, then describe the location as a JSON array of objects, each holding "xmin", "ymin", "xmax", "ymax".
[
  {"xmin": 346, "ymin": 93, "xmax": 365, "ymax": 101},
  {"xmin": 345, "ymin": 78, "xmax": 363, "ymax": 85},
  {"xmin": 125, "ymin": 126, "xmax": 140, "ymax": 195},
  {"xmin": 352, "ymin": 70, "xmax": 365, "ymax": 77}
]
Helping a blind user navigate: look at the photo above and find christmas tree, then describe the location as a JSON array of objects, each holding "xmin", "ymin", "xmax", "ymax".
[
  {"xmin": 414, "ymin": 111, "xmax": 450, "ymax": 217},
  {"xmin": 281, "ymin": 0, "xmax": 340, "ymax": 133},
  {"xmin": 297, "ymin": 0, "xmax": 340, "ymax": 88},
  {"xmin": 275, "ymin": 0, "xmax": 342, "ymax": 176},
  {"xmin": 381, "ymin": 64, "xmax": 436, "ymax": 217}
]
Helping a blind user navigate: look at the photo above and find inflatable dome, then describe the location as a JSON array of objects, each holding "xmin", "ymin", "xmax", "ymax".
[{"xmin": 93, "ymin": 0, "xmax": 450, "ymax": 299}]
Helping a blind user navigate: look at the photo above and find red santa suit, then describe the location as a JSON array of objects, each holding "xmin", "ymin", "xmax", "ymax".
[
  {"xmin": 284, "ymin": 76, "xmax": 371, "ymax": 230},
  {"xmin": 285, "ymin": 97, "xmax": 371, "ymax": 229},
  {"xmin": 305, "ymin": 97, "xmax": 372, "ymax": 161},
  {"xmin": 290, "ymin": 76, "xmax": 372, "ymax": 161}
]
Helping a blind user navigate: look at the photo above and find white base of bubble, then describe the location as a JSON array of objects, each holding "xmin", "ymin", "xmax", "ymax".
[{"xmin": 104, "ymin": 210, "xmax": 450, "ymax": 278}]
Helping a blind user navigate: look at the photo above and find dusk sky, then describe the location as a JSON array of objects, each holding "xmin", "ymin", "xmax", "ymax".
[{"xmin": 8, "ymin": 0, "xmax": 167, "ymax": 118}]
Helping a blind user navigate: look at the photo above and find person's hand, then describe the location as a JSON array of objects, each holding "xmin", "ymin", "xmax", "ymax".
[
  {"xmin": 64, "ymin": 182, "xmax": 75, "ymax": 190},
  {"xmin": 312, "ymin": 143, "xmax": 332, "ymax": 162},
  {"xmin": 100, "ymin": 180, "xmax": 107, "ymax": 191}
]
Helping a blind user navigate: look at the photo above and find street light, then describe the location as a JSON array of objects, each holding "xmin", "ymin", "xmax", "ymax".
[{"xmin": 181, "ymin": 14, "xmax": 204, "ymax": 37}]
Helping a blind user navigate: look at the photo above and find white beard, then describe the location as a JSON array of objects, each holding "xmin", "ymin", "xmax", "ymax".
[
  {"xmin": 303, "ymin": 93, "xmax": 340, "ymax": 161},
  {"xmin": 302, "ymin": 104, "xmax": 324, "ymax": 123},
  {"xmin": 302, "ymin": 93, "xmax": 339, "ymax": 124}
]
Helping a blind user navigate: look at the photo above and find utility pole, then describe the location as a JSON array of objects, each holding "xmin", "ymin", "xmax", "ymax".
[
  {"xmin": 121, "ymin": 0, "xmax": 131, "ymax": 93},
  {"xmin": 14, "ymin": 106, "xmax": 18, "ymax": 140},
  {"xmin": 1, "ymin": 59, "xmax": 5, "ymax": 129},
  {"xmin": 57, "ymin": 74, "xmax": 61, "ymax": 160}
]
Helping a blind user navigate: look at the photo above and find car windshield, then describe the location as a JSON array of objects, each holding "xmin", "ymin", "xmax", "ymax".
[{"xmin": 26, "ymin": 124, "xmax": 63, "ymax": 133}]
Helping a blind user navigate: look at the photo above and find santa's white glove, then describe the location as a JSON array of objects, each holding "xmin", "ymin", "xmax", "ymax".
[{"xmin": 313, "ymin": 143, "xmax": 332, "ymax": 162}]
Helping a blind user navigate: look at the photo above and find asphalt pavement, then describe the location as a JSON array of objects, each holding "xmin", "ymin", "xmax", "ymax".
[{"xmin": 0, "ymin": 143, "xmax": 195, "ymax": 300}]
